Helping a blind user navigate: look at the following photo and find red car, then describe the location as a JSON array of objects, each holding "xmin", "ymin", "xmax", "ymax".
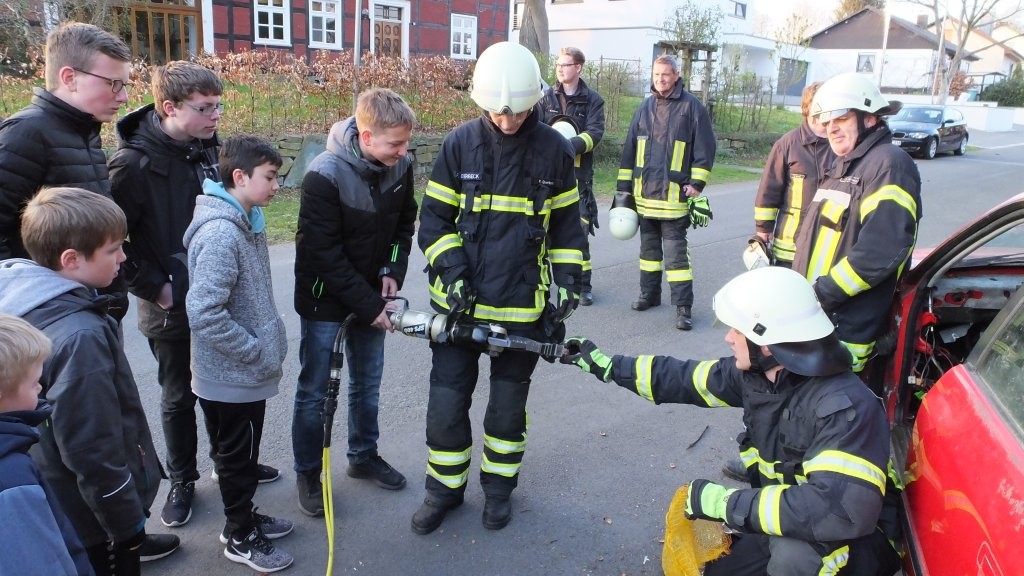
[{"xmin": 880, "ymin": 192, "xmax": 1024, "ymax": 576}]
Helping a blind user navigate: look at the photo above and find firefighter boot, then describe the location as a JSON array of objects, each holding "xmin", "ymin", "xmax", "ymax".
[
  {"xmin": 482, "ymin": 496, "xmax": 512, "ymax": 530},
  {"xmin": 631, "ymin": 294, "xmax": 661, "ymax": 311},
  {"xmin": 411, "ymin": 498, "xmax": 462, "ymax": 535},
  {"xmin": 676, "ymin": 306, "xmax": 693, "ymax": 331}
]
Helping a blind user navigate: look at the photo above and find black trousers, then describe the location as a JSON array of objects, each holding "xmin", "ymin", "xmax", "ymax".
[
  {"xmin": 422, "ymin": 329, "xmax": 540, "ymax": 505},
  {"xmin": 704, "ymin": 529, "xmax": 901, "ymax": 576},
  {"xmin": 84, "ymin": 541, "xmax": 140, "ymax": 576},
  {"xmin": 638, "ymin": 216, "xmax": 693, "ymax": 306},
  {"xmin": 198, "ymin": 398, "xmax": 266, "ymax": 538},
  {"xmin": 148, "ymin": 337, "xmax": 199, "ymax": 483}
]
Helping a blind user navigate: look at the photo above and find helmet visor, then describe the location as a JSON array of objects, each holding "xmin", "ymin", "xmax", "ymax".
[{"xmin": 813, "ymin": 107, "xmax": 851, "ymax": 123}]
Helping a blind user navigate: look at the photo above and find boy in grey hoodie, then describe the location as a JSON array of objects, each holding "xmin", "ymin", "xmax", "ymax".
[{"xmin": 183, "ymin": 136, "xmax": 293, "ymax": 573}]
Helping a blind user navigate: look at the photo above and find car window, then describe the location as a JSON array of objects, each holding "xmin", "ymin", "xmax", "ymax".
[
  {"xmin": 972, "ymin": 286, "xmax": 1024, "ymax": 429},
  {"xmin": 955, "ymin": 220, "xmax": 1024, "ymax": 267}
]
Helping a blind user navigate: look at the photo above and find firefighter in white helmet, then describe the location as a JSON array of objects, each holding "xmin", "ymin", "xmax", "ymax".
[
  {"xmin": 792, "ymin": 72, "xmax": 922, "ymax": 378},
  {"xmin": 560, "ymin": 266, "xmax": 902, "ymax": 575},
  {"xmin": 413, "ymin": 41, "xmax": 587, "ymax": 535}
]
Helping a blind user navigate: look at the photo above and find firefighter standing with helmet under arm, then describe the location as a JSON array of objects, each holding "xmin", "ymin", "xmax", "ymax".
[
  {"xmin": 560, "ymin": 266, "xmax": 902, "ymax": 576},
  {"xmin": 792, "ymin": 72, "xmax": 922, "ymax": 376},
  {"xmin": 542, "ymin": 46, "xmax": 606, "ymax": 306},
  {"xmin": 412, "ymin": 41, "xmax": 586, "ymax": 535}
]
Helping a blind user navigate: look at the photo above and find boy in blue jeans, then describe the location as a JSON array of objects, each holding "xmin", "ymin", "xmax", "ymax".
[
  {"xmin": 0, "ymin": 313, "xmax": 93, "ymax": 576},
  {"xmin": 184, "ymin": 136, "xmax": 293, "ymax": 572},
  {"xmin": 0, "ymin": 187, "xmax": 175, "ymax": 575}
]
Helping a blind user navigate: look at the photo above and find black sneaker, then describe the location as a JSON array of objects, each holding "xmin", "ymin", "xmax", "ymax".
[
  {"xmin": 138, "ymin": 533, "xmax": 180, "ymax": 562},
  {"xmin": 347, "ymin": 455, "xmax": 406, "ymax": 490},
  {"xmin": 224, "ymin": 527, "xmax": 293, "ymax": 573},
  {"xmin": 219, "ymin": 508, "xmax": 294, "ymax": 544},
  {"xmin": 160, "ymin": 481, "xmax": 195, "ymax": 527},
  {"xmin": 211, "ymin": 463, "xmax": 280, "ymax": 484},
  {"xmin": 296, "ymin": 469, "xmax": 324, "ymax": 517}
]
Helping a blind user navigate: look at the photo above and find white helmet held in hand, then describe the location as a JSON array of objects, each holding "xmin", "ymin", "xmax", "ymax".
[
  {"xmin": 471, "ymin": 42, "xmax": 544, "ymax": 114},
  {"xmin": 713, "ymin": 267, "xmax": 851, "ymax": 376},
  {"xmin": 608, "ymin": 192, "xmax": 639, "ymax": 240},
  {"xmin": 810, "ymin": 72, "xmax": 902, "ymax": 123},
  {"xmin": 742, "ymin": 236, "xmax": 772, "ymax": 270},
  {"xmin": 548, "ymin": 114, "xmax": 580, "ymax": 140}
]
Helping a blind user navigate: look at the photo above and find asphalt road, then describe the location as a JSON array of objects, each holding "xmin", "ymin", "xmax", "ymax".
[{"xmin": 133, "ymin": 128, "xmax": 1024, "ymax": 576}]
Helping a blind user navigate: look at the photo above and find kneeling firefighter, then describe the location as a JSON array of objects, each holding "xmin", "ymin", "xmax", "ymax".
[
  {"xmin": 412, "ymin": 41, "xmax": 587, "ymax": 535},
  {"xmin": 560, "ymin": 266, "xmax": 902, "ymax": 576}
]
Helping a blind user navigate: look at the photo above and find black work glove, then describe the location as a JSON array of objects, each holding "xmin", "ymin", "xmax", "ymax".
[
  {"xmin": 684, "ymin": 479, "xmax": 736, "ymax": 523},
  {"xmin": 560, "ymin": 337, "xmax": 613, "ymax": 382},
  {"xmin": 446, "ymin": 278, "xmax": 475, "ymax": 316},
  {"xmin": 553, "ymin": 286, "xmax": 579, "ymax": 324},
  {"xmin": 688, "ymin": 195, "xmax": 713, "ymax": 229}
]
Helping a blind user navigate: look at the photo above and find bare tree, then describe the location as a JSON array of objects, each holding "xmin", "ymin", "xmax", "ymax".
[
  {"xmin": 834, "ymin": 0, "xmax": 886, "ymax": 22},
  {"xmin": 518, "ymin": 0, "xmax": 549, "ymax": 55},
  {"xmin": 905, "ymin": 0, "xmax": 1024, "ymax": 103},
  {"xmin": 663, "ymin": 0, "xmax": 722, "ymax": 47}
]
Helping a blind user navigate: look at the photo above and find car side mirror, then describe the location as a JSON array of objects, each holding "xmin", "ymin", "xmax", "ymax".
[{"xmin": 943, "ymin": 118, "xmax": 955, "ymax": 125}]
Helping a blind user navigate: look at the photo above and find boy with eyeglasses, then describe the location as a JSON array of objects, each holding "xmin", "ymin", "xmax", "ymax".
[
  {"xmin": 0, "ymin": 21, "xmax": 133, "ymax": 320},
  {"xmin": 108, "ymin": 60, "xmax": 280, "ymax": 531}
]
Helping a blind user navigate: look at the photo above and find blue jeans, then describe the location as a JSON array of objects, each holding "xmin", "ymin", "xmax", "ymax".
[{"xmin": 291, "ymin": 318, "xmax": 385, "ymax": 473}]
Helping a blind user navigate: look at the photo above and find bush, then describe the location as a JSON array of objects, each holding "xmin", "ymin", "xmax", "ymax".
[{"xmin": 980, "ymin": 78, "xmax": 1024, "ymax": 107}]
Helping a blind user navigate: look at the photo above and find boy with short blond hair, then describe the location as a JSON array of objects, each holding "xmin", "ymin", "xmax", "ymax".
[
  {"xmin": 0, "ymin": 187, "xmax": 176, "ymax": 576},
  {"xmin": 184, "ymin": 136, "xmax": 293, "ymax": 573},
  {"xmin": 291, "ymin": 88, "xmax": 418, "ymax": 516},
  {"xmin": 0, "ymin": 313, "xmax": 94, "ymax": 576},
  {"xmin": 110, "ymin": 60, "xmax": 279, "ymax": 530}
]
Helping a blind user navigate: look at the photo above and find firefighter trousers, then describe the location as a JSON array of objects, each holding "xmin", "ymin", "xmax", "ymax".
[
  {"xmin": 704, "ymin": 529, "xmax": 900, "ymax": 576},
  {"xmin": 638, "ymin": 216, "xmax": 693, "ymax": 306},
  {"xmin": 422, "ymin": 335, "xmax": 540, "ymax": 506}
]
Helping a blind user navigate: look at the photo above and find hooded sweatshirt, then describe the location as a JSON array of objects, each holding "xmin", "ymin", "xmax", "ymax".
[
  {"xmin": 0, "ymin": 259, "xmax": 161, "ymax": 547},
  {"xmin": 183, "ymin": 180, "xmax": 287, "ymax": 403},
  {"xmin": 0, "ymin": 401, "xmax": 94, "ymax": 575}
]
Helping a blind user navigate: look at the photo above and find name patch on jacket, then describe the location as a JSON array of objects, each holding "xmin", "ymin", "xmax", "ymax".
[
  {"xmin": 839, "ymin": 176, "xmax": 861, "ymax": 185},
  {"xmin": 460, "ymin": 173, "xmax": 482, "ymax": 181}
]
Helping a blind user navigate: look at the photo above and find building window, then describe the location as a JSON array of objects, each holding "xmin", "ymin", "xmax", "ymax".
[
  {"xmin": 309, "ymin": 0, "xmax": 342, "ymax": 49},
  {"xmin": 255, "ymin": 0, "xmax": 290, "ymax": 46},
  {"xmin": 513, "ymin": 1, "xmax": 525, "ymax": 30},
  {"xmin": 857, "ymin": 53, "xmax": 875, "ymax": 74},
  {"xmin": 451, "ymin": 14, "xmax": 477, "ymax": 60},
  {"xmin": 731, "ymin": 1, "xmax": 746, "ymax": 18}
]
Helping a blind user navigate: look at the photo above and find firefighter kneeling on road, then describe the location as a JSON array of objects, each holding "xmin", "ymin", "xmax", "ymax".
[
  {"xmin": 560, "ymin": 266, "xmax": 901, "ymax": 576},
  {"xmin": 413, "ymin": 41, "xmax": 586, "ymax": 535}
]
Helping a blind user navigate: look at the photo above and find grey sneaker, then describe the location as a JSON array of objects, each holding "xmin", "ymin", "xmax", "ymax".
[
  {"xmin": 160, "ymin": 481, "xmax": 194, "ymax": 527},
  {"xmin": 219, "ymin": 508, "xmax": 294, "ymax": 544},
  {"xmin": 224, "ymin": 526, "xmax": 293, "ymax": 573},
  {"xmin": 296, "ymin": 469, "xmax": 324, "ymax": 517}
]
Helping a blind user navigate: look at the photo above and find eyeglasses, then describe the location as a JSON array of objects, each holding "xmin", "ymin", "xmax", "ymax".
[
  {"xmin": 555, "ymin": 62, "xmax": 580, "ymax": 68},
  {"xmin": 181, "ymin": 102, "xmax": 226, "ymax": 116},
  {"xmin": 73, "ymin": 68, "xmax": 133, "ymax": 93}
]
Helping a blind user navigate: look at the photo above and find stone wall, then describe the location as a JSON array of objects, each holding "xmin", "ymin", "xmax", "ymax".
[{"xmin": 271, "ymin": 133, "xmax": 447, "ymax": 187}]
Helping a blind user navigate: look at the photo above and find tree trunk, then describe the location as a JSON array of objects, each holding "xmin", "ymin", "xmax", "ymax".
[{"xmin": 519, "ymin": 0, "xmax": 549, "ymax": 55}]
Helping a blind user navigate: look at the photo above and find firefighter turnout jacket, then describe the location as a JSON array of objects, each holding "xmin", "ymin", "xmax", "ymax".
[
  {"xmin": 418, "ymin": 111, "xmax": 586, "ymax": 325},
  {"xmin": 610, "ymin": 353, "xmax": 894, "ymax": 550},
  {"xmin": 753, "ymin": 121, "xmax": 834, "ymax": 264},
  {"xmin": 541, "ymin": 78, "xmax": 605, "ymax": 185},
  {"xmin": 616, "ymin": 79, "xmax": 716, "ymax": 220},
  {"xmin": 791, "ymin": 124, "xmax": 921, "ymax": 370}
]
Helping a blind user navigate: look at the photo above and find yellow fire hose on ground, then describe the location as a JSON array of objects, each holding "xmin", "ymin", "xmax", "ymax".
[
  {"xmin": 662, "ymin": 484, "xmax": 732, "ymax": 576},
  {"xmin": 321, "ymin": 314, "xmax": 355, "ymax": 576}
]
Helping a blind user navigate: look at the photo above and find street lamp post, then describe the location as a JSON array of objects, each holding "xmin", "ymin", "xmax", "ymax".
[{"xmin": 878, "ymin": 7, "xmax": 890, "ymax": 88}]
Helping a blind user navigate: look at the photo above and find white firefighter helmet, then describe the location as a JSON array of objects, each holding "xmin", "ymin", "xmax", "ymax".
[
  {"xmin": 608, "ymin": 192, "xmax": 639, "ymax": 240},
  {"xmin": 713, "ymin": 267, "xmax": 851, "ymax": 376},
  {"xmin": 470, "ymin": 42, "xmax": 544, "ymax": 114},
  {"xmin": 742, "ymin": 236, "xmax": 772, "ymax": 270},
  {"xmin": 810, "ymin": 72, "xmax": 902, "ymax": 123},
  {"xmin": 548, "ymin": 114, "xmax": 580, "ymax": 140}
]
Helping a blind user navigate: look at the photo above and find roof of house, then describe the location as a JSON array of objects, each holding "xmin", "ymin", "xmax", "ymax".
[
  {"xmin": 936, "ymin": 16, "xmax": 1024, "ymax": 63},
  {"xmin": 807, "ymin": 6, "xmax": 978, "ymax": 61}
]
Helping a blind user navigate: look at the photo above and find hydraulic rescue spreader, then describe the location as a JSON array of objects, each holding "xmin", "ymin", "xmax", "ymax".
[{"xmin": 386, "ymin": 297, "xmax": 565, "ymax": 358}]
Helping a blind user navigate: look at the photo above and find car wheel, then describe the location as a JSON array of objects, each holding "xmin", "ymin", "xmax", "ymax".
[
  {"xmin": 923, "ymin": 137, "xmax": 938, "ymax": 160},
  {"xmin": 954, "ymin": 136, "xmax": 967, "ymax": 156}
]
